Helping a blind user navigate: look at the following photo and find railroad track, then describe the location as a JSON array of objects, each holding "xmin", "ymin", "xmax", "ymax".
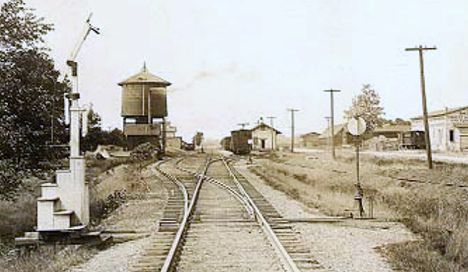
[
  {"xmin": 129, "ymin": 157, "xmax": 204, "ymax": 272},
  {"xmin": 131, "ymin": 155, "xmax": 322, "ymax": 271}
]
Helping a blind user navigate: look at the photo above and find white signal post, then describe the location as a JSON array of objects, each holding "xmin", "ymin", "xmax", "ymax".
[
  {"xmin": 34, "ymin": 15, "xmax": 100, "ymax": 235},
  {"xmin": 67, "ymin": 13, "xmax": 100, "ymax": 156},
  {"xmin": 347, "ymin": 117, "xmax": 366, "ymax": 218}
]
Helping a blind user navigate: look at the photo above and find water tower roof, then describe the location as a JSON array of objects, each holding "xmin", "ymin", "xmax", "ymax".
[{"xmin": 118, "ymin": 64, "xmax": 171, "ymax": 86}]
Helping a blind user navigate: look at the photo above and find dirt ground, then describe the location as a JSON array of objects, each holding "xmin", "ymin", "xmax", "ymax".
[
  {"xmin": 67, "ymin": 149, "xmax": 466, "ymax": 272},
  {"xmin": 69, "ymin": 163, "xmax": 168, "ymax": 272},
  {"xmin": 248, "ymin": 149, "xmax": 467, "ymax": 271},
  {"xmin": 238, "ymin": 163, "xmax": 415, "ymax": 272}
]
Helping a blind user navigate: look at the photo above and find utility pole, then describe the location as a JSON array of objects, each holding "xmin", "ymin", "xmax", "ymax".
[
  {"xmin": 323, "ymin": 89, "xmax": 341, "ymax": 159},
  {"xmin": 237, "ymin": 122, "xmax": 249, "ymax": 129},
  {"xmin": 324, "ymin": 116, "xmax": 331, "ymax": 152},
  {"xmin": 162, "ymin": 117, "xmax": 166, "ymax": 155},
  {"xmin": 266, "ymin": 116, "xmax": 276, "ymax": 150},
  {"xmin": 287, "ymin": 109, "xmax": 299, "ymax": 152},
  {"xmin": 405, "ymin": 45, "xmax": 436, "ymax": 169}
]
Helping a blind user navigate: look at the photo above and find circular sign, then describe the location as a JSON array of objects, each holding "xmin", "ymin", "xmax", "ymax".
[{"xmin": 347, "ymin": 117, "xmax": 367, "ymax": 136}]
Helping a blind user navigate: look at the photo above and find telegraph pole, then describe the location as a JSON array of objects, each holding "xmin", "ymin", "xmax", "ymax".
[
  {"xmin": 287, "ymin": 109, "xmax": 299, "ymax": 152},
  {"xmin": 324, "ymin": 116, "xmax": 331, "ymax": 152},
  {"xmin": 323, "ymin": 89, "xmax": 341, "ymax": 159},
  {"xmin": 267, "ymin": 116, "xmax": 276, "ymax": 150},
  {"xmin": 405, "ymin": 45, "xmax": 436, "ymax": 169},
  {"xmin": 237, "ymin": 122, "xmax": 249, "ymax": 129}
]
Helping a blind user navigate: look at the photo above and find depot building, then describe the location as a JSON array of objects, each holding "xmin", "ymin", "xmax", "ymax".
[{"xmin": 410, "ymin": 106, "xmax": 468, "ymax": 152}]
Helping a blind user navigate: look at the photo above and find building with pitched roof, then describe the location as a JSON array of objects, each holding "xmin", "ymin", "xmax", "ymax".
[
  {"xmin": 410, "ymin": 106, "xmax": 468, "ymax": 152},
  {"xmin": 251, "ymin": 123, "xmax": 281, "ymax": 151},
  {"xmin": 319, "ymin": 123, "xmax": 353, "ymax": 147},
  {"xmin": 373, "ymin": 124, "xmax": 411, "ymax": 139},
  {"xmin": 300, "ymin": 132, "xmax": 321, "ymax": 148}
]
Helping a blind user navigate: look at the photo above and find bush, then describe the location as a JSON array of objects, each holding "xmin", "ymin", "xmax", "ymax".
[
  {"xmin": 0, "ymin": 160, "xmax": 25, "ymax": 200},
  {"xmin": 130, "ymin": 142, "xmax": 160, "ymax": 162},
  {"xmin": 386, "ymin": 241, "xmax": 463, "ymax": 272},
  {"xmin": 89, "ymin": 189, "xmax": 127, "ymax": 225},
  {"xmin": 0, "ymin": 192, "xmax": 36, "ymax": 242}
]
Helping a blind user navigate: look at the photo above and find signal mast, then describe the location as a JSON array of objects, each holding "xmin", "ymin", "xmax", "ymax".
[{"xmin": 66, "ymin": 13, "xmax": 100, "ymax": 157}]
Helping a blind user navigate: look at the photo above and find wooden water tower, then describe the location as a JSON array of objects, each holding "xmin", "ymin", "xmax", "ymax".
[{"xmin": 119, "ymin": 64, "xmax": 171, "ymax": 149}]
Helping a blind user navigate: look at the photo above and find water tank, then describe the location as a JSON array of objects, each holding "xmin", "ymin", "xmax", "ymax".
[{"xmin": 119, "ymin": 64, "xmax": 171, "ymax": 118}]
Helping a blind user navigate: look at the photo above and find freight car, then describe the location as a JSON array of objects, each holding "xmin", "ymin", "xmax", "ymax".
[
  {"xmin": 220, "ymin": 136, "xmax": 232, "ymax": 151},
  {"xmin": 399, "ymin": 130, "xmax": 426, "ymax": 150},
  {"xmin": 230, "ymin": 129, "xmax": 252, "ymax": 155}
]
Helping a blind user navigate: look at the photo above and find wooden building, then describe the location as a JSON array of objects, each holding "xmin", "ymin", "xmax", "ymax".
[
  {"xmin": 410, "ymin": 106, "xmax": 468, "ymax": 152},
  {"xmin": 300, "ymin": 132, "xmax": 321, "ymax": 148},
  {"xmin": 373, "ymin": 124, "xmax": 411, "ymax": 139},
  {"xmin": 319, "ymin": 124, "xmax": 352, "ymax": 147},
  {"xmin": 251, "ymin": 123, "xmax": 281, "ymax": 151}
]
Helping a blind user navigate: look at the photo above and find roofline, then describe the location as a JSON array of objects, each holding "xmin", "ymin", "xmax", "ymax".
[
  {"xmin": 410, "ymin": 106, "xmax": 468, "ymax": 120},
  {"xmin": 251, "ymin": 123, "xmax": 282, "ymax": 134},
  {"xmin": 118, "ymin": 81, "xmax": 171, "ymax": 87}
]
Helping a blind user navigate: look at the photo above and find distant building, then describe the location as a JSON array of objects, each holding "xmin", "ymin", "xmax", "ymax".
[
  {"xmin": 166, "ymin": 137, "xmax": 182, "ymax": 149},
  {"xmin": 164, "ymin": 121, "xmax": 182, "ymax": 149},
  {"xmin": 373, "ymin": 124, "xmax": 411, "ymax": 139},
  {"xmin": 300, "ymin": 132, "xmax": 321, "ymax": 148},
  {"xmin": 251, "ymin": 123, "xmax": 281, "ymax": 151},
  {"xmin": 164, "ymin": 122, "xmax": 177, "ymax": 139},
  {"xmin": 319, "ymin": 123, "xmax": 353, "ymax": 146},
  {"xmin": 410, "ymin": 106, "xmax": 468, "ymax": 152}
]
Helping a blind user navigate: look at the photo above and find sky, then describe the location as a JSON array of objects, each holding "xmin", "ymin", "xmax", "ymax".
[{"xmin": 7, "ymin": 0, "xmax": 468, "ymax": 140}]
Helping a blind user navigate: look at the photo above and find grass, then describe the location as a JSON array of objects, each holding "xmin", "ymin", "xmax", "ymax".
[
  {"xmin": 0, "ymin": 245, "xmax": 96, "ymax": 272},
  {"xmin": 251, "ymin": 151, "xmax": 468, "ymax": 271},
  {"xmin": 0, "ymin": 156, "xmax": 157, "ymax": 272}
]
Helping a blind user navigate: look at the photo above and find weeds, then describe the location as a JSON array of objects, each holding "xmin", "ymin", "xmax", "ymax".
[
  {"xmin": 253, "ymin": 152, "xmax": 468, "ymax": 271},
  {"xmin": 0, "ymin": 245, "xmax": 96, "ymax": 272},
  {"xmin": 0, "ymin": 155, "xmax": 151, "ymax": 271},
  {"xmin": 90, "ymin": 189, "xmax": 127, "ymax": 225}
]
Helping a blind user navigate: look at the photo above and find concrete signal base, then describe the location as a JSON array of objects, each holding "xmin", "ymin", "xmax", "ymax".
[
  {"xmin": 37, "ymin": 156, "xmax": 89, "ymax": 231},
  {"xmin": 15, "ymin": 157, "xmax": 108, "ymax": 247}
]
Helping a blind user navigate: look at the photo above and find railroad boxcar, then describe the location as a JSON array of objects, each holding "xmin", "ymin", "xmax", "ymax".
[
  {"xmin": 399, "ymin": 131, "xmax": 426, "ymax": 150},
  {"xmin": 220, "ymin": 136, "xmax": 232, "ymax": 151},
  {"xmin": 230, "ymin": 129, "xmax": 252, "ymax": 155}
]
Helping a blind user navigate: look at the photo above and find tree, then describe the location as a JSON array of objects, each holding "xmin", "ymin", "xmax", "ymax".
[
  {"xmin": 381, "ymin": 118, "xmax": 411, "ymax": 126},
  {"xmin": 0, "ymin": 160, "xmax": 25, "ymax": 200},
  {"xmin": 344, "ymin": 84, "xmax": 384, "ymax": 132},
  {"xmin": 81, "ymin": 109, "xmax": 125, "ymax": 152},
  {"xmin": 0, "ymin": 0, "xmax": 70, "ymax": 199},
  {"xmin": 0, "ymin": 0, "xmax": 70, "ymax": 167}
]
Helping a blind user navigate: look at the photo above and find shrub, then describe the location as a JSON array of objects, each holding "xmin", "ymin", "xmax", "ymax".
[
  {"xmin": 89, "ymin": 189, "xmax": 127, "ymax": 225},
  {"xmin": 130, "ymin": 143, "xmax": 160, "ymax": 162},
  {"xmin": 0, "ymin": 160, "xmax": 26, "ymax": 201}
]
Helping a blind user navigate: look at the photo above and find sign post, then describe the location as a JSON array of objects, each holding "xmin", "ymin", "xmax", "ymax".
[{"xmin": 347, "ymin": 117, "xmax": 367, "ymax": 218}]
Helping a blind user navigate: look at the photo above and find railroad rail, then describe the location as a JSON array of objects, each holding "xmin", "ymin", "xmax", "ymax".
[
  {"xmin": 160, "ymin": 156, "xmax": 211, "ymax": 272},
  {"xmin": 131, "ymin": 155, "xmax": 321, "ymax": 271},
  {"xmin": 222, "ymin": 157, "xmax": 322, "ymax": 271},
  {"xmin": 220, "ymin": 157, "xmax": 301, "ymax": 272},
  {"xmin": 129, "ymin": 157, "xmax": 204, "ymax": 272}
]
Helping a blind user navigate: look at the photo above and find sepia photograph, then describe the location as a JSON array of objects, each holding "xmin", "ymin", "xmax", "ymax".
[{"xmin": 0, "ymin": 0, "xmax": 467, "ymax": 271}]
